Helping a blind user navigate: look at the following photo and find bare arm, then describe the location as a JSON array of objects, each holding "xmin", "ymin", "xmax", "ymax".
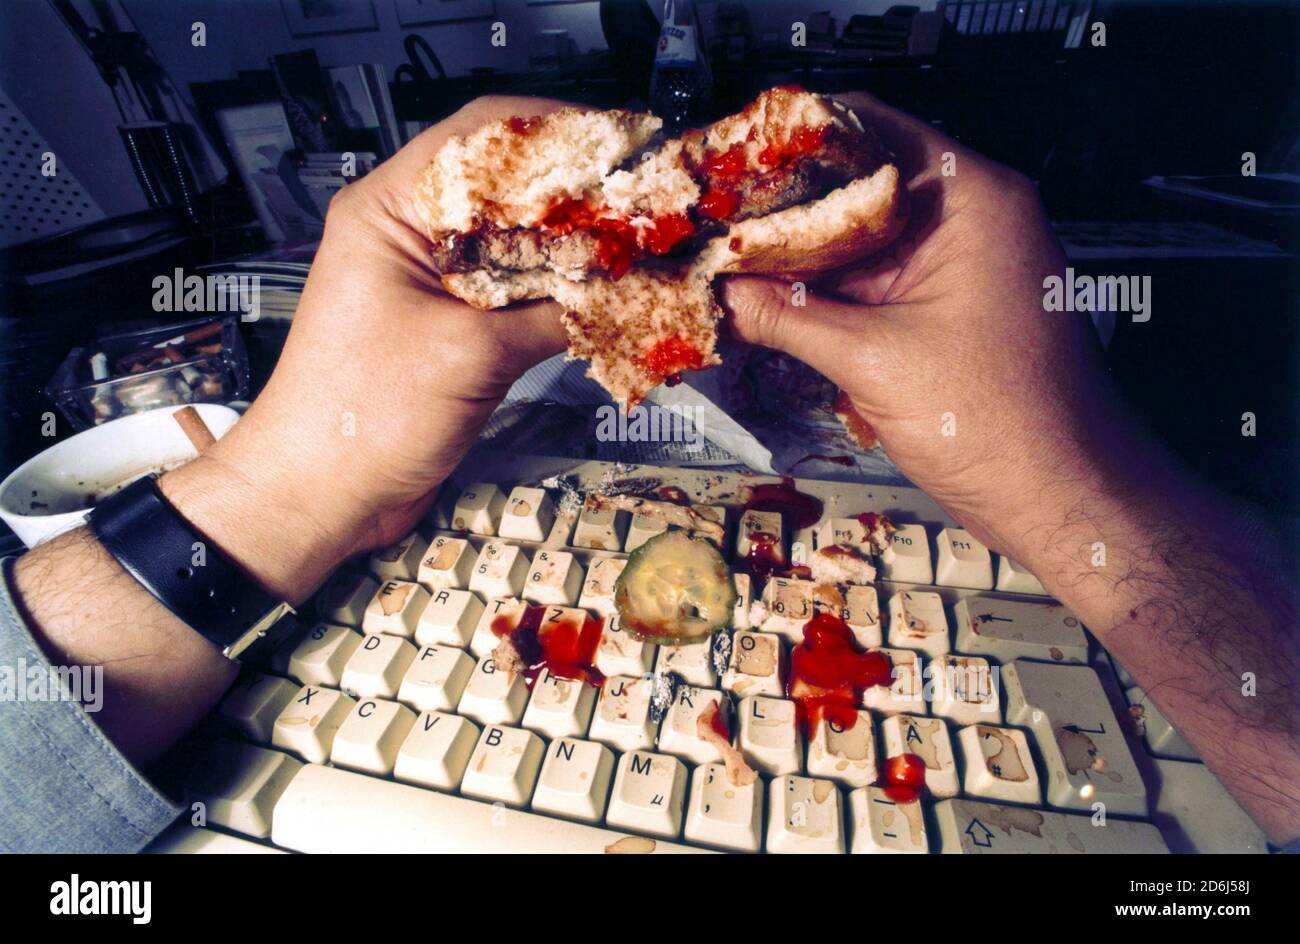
[{"xmin": 722, "ymin": 92, "xmax": 1300, "ymax": 844}]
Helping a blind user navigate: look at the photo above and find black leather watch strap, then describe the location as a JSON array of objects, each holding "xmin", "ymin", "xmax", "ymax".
[{"xmin": 88, "ymin": 475, "xmax": 295, "ymax": 661}]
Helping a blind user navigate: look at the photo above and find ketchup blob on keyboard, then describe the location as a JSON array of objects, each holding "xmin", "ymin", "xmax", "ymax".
[
  {"xmin": 742, "ymin": 476, "xmax": 824, "ymax": 529},
  {"xmin": 492, "ymin": 605, "xmax": 605, "ymax": 687},
  {"xmin": 884, "ymin": 753, "xmax": 927, "ymax": 803},
  {"xmin": 787, "ymin": 612, "xmax": 892, "ymax": 734}
]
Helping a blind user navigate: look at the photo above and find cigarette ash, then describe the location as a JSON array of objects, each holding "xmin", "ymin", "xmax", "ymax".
[
  {"xmin": 647, "ymin": 670, "xmax": 679, "ymax": 724},
  {"xmin": 711, "ymin": 629, "xmax": 733, "ymax": 678}
]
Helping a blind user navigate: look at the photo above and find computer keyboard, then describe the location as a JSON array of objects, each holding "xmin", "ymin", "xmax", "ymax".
[{"xmin": 148, "ymin": 452, "xmax": 1269, "ymax": 854}]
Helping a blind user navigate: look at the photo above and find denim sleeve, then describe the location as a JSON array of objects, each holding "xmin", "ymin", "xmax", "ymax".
[{"xmin": 0, "ymin": 558, "xmax": 182, "ymax": 852}]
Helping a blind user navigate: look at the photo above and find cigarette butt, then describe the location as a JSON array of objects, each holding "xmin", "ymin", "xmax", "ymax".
[{"xmin": 174, "ymin": 406, "xmax": 217, "ymax": 453}]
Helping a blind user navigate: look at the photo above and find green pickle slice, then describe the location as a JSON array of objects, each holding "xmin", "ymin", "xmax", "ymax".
[{"xmin": 614, "ymin": 529, "xmax": 737, "ymax": 643}]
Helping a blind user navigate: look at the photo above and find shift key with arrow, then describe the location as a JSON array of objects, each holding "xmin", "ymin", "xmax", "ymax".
[
  {"xmin": 1002, "ymin": 660, "xmax": 1148, "ymax": 816},
  {"xmin": 953, "ymin": 596, "xmax": 1089, "ymax": 664}
]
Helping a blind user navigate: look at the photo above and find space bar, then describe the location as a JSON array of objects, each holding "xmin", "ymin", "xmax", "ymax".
[{"xmin": 272, "ymin": 765, "xmax": 714, "ymax": 854}]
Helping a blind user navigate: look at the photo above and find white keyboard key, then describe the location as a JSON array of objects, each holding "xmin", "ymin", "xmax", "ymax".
[
  {"xmin": 362, "ymin": 579, "xmax": 430, "ymax": 638},
  {"xmin": 397, "ymin": 645, "xmax": 476, "ymax": 712},
  {"xmin": 571, "ymin": 505, "xmax": 628, "ymax": 551},
  {"xmin": 842, "ymin": 585, "xmax": 883, "ymax": 648},
  {"xmin": 996, "ymin": 556, "xmax": 1047, "ymax": 595},
  {"xmin": 721, "ymin": 630, "xmax": 784, "ymax": 698},
  {"xmin": 219, "ymin": 674, "xmax": 300, "ymax": 743},
  {"xmin": 416, "ymin": 536, "xmax": 476, "ymax": 591},
  {"xmin": 415, "ymin": 588, "xmax": 485, "ymax": 648},
  {"xmin": 452, "ymin": 482, "xmax": 506, "ymax": 535},
  {"xmin": 462, "ymin": 724, "xmax": 545, "ymax": 807},
  {"xmin": 369, "ymin": 531, "xmax": 428, "ymax": 582},
  {"xmin": 849, "ymin": 786, "xmax": 928, "ymax": 854},
  {"xmin": 594, "ymin": 615, "xmax": 654, "ymax": 678},
  {"xmin": 767, "ymin": 775, "xmax": 844, "ymax": 854},
  {"xmin": 882, "ymin": 713, "xmax": 959, "ymax": 798},
  {"xmin": 522, "ymin": 549, "xmax": 584, "ymax": 606},
  {"xmin": 317, "ymin": 571, "xmax": 379, "ymax": 627},
  {"xmin": 191, "ymin": 740, "xmax": 302, "ymax": 838},
  {"xmin": 1002, "ymin": 660, "xmax": 1146, "ymax": 815},
  {"xmin": 1150, "ymin": 758, "xmax": 1268, "ymax": 853},
  {"xmin": 861, "ymin": 647, "xmax": 926, "ymax": 716},
  {"xmin": 886, "ymin": 590, "xmax": 950, "ymax": 658},
  {"xmin": 738, "ymin": 695, "xmax": 802, "ymax": 776},
  {"xmin": 658, "ymin": 686, "xmax": 727, "ymax": 764},
  {"xmin": 879, "ymin": 523, "xmax": 932, "ymax": 584},
  {"xmin": 340, "ymin": 633, "xmax": 417, "ymax": 699},
  {"xmin": 934, "ymin": 798, "xmax": 1168, "ymax": 853},
  {"xmin": 624, "ymin": 509, "xmax": 668, "ymax": 552},
  {"xmin": 607, "ymin": 751, "xmax": 688, "ymax": 839},
  {"xmin": 287, "ymin": 623, "xmax": 361, "ymax": 687},
  {"xmin": 522, "ymin": 668, "xmax": 598, "ymax": 739},
  {"xmin": 457, "ymin": 653, "xmax": 530, "ymax": 726},
  {"xmin": 731, "ymin": 573, "xmax": 752, "ymax": 630},
  {"xmin": 272, "ymin": 685, "xmax": 354, "ymax": 763},
  {"xmin": 590, "ymin": 675, "xmax": 659, "ymax": 752},
  {"xmin": 759, "ymin": 577, "xmax": 816, "ymax": 643},
  {"xmin": 935, "ymin": 527, "xmax": 994, "ymax": 589},
  {"xmin": 930, "ymin": 653, "xmax": 1001, "ymax": 725},
  {"xmin": 737, "ymin": 509, "xmax": 784, "ymax": 563},
  {"xmin": 1125, "ymin": 686, "xmax": 1198, "ymax": 760},
  {"xmin": 469, "ymin": 541, "xmax": 530, "ymax": 599},
  {"xmin": 498, "ymin": 486, "xmax": 556, "ymax": 542},
  {"xmin": 957, "ymin": 723, "xmax": 1040, "ymax": 804},
  {"xmin": 393, "ymin": 710, "xmax": 479, "ymax": 791},
  {"xmin": 330, "ymin": 697, "xmax": 417, "ymax": 776},
  {"xmin": 470, "ymin": 597, "xmax": 526, "ymax": 658},
  {"xmin": 684, "ymin": 761, "xmax": 763, "ymax": 852},
  {"xmin": 953, "ymin": 596, "xmax": 1089, "ymax": 664},
  {"xmin": 531, "ymin": 738, "xmax": 615, "ymax": 822},
  {"xmin": 577, "ymin": 556, "xmax": 626, "ymax": 617},
  {"xmin": 655, "ymin": 638, "xmax": 717, "ymax": 687},
  {"xmin": 272, "ymin": 764, "xmax": 710, "ymax": 854},
  {"xmin": 807, "ymin": 709, "xmax": 877, "ymax": 788},
  {"xmin": 814, "ymin": 516, "xmax": 880, "ymax": 554}
]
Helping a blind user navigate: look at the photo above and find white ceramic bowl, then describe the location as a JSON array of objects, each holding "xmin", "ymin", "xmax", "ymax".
[{"xmin": 0, "ymin": 404, "xmax": 240, "ymax": 549}]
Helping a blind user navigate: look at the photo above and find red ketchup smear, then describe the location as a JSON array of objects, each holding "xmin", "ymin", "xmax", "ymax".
[
  {"xmin": 758, "ymin": 124, "xmax": 829, "ymax": 168},
  {"xmin": 507, "ymin": 115, "xmax": 542, "ymax": 135},
  {"xmin": 657, "ymin": 485, "xmax": 691, "ymax": 504},
  {"xmin": 640, "ymin": 213, "xmax": 695, "ymax": 256},
  {"xmin": 697, "ymin": 188, "xmax": 740, "ymax": 220},
  {"xmin": 883, "ymin": 753, "xmax": 927, "ymax": 803},
  {"xmin": 744, "ymin": 531, "xmax": 785, "ymax": 584},
  {"xmin": 743, "ymin": 476, "xmax": 824, "ymax": 529},
  {"xmin": 542, "ymin": 199, "xmax": 638, "ymax": 280},
  {"xmin": 709, "ymin": 704, "xmax": 732, "ymax": 741},
  {"xmin": 786, "ymin": 612, "xmax": 892, "ymax": 735},
  {"xmin": 641, "ymin": 335, "xmax": 706, "ymax": 380},
  {"xmin": 491, "ymin": 605, "xmax": 605, "ymax": 687},
  {"xmin": 703, "ymin": 142, "xmax": 747, "ymax": 178},
  {"xmin": 855, "ymin": 512, "xmax": 889, "ymax": 533}
]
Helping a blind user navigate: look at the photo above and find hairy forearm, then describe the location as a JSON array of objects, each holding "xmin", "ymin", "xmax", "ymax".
[
  {"xmin": 1004, "ymin": 432, "xmax": 1300, "ymax": 844},
  {"xmin": 12, "ymin": 527, "xmax": 237, "ymax": 765}
]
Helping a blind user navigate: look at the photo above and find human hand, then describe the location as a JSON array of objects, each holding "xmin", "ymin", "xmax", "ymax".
[
  {"xmin": 721, "ymin": 93, "xmax": 1129, "ymax": 559},
  {"xmin": 161, "ymin": 97, "xmax": 571, "ymax": 602}
]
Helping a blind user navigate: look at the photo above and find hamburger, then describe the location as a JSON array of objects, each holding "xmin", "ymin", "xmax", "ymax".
[{"xmin": 415, "ymin": 86, "xmax": 907, "ymax": 408}]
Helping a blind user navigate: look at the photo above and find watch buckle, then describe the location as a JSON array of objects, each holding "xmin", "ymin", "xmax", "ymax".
[{"xmin": 223, "ymin": 601, "xmax": 297, "ymax": 661}]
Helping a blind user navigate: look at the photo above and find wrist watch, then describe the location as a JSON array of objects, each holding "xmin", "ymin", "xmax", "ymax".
[{"xmin": 87, "ymin": 474, "xmax": 297, "ymax": 661}]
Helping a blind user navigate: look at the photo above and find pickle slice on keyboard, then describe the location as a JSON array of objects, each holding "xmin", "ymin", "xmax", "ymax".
[{"xmin": 614, "ymin": 530, "xmax": 737, "ymax": 643}]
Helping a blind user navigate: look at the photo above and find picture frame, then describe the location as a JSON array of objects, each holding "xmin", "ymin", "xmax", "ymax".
[
  {"xmin": 394, "ymin": 0, "xmax": 495, "ymax": 27},
  {"xmin": 280, "ymin": 0, "xmax": 377, "ymax": 37}
]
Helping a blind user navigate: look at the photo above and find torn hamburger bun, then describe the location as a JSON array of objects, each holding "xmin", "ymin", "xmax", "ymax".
[{"xmin": 416, "ymin": 86, "xmax": 907, "ymax": 407}]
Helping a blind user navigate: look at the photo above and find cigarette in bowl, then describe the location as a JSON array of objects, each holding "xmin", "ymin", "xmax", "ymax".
[{"xmin": 173, "ymin": 406, "xmax": 217, "ymax": 453}]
